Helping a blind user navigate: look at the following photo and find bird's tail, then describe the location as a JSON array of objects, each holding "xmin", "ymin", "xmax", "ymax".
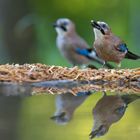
[
  {"xmin": 121, "ymin": 94, "xmax": 140, "ymax": 105},
  {"xmin": 125, "ymin": 51, "xmax": 140, "ymax": 60}
]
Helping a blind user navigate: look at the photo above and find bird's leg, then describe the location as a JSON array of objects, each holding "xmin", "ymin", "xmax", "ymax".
[
  {"xmin": 117, "ymin": 62, "xmax": 121, "ymax": 69},
  {"xmin": 102, "ymin": 91, "xmax": 107, "ymax": 96},
  {"xmin": 80, "ymin": 65, "xmax": 87, "ymax": 69},
  {"xmin": 102, "ymin": 61, "xmax": 106, "ymax": 68}
]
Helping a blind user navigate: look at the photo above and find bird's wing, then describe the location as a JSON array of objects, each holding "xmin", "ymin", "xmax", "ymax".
[
  {"xmin": 71, "ymin": 36, "xmax": 93, "ymax": 57},
  {"xmin": 112, "ymin": 36, "xmax": 140, "ymax": 59},
  {"xmin": 75, "ymin": 48, "xmax": 92, "ymax": 57},
  {"xmin": 72, "ymin": 35, "xmax": 90, "ymax": 48},
  {"xmin": 115, "ymin": 43, "xmax": 128, "ymax": 53},
  {"xmin": 111, "ymin": 36, "xmax": 128, "ymax": 53},
  {"xmin": 75, "ymin": 47, "xmax": 114, "ymax": 68},
  {"xmin": 72, "ymin": 37, "xmax": 114, "ymax": 68},
  {"xmin": 71, "ymin": 36, "xmax": 95, "ymax": 56}
]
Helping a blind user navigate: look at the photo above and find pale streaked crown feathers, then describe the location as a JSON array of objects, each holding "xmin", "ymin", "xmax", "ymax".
[
  {"xmin": 54, "ymin": 18, "xmax": 76, "ymax": 36},
  {"xmin": 91, "ymin": 20, "xmax": 111, "ymax": 40}
]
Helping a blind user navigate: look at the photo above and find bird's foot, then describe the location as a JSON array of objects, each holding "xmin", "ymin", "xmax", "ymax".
[
  {"xmin": 87, "ymin": 64, "xmax": 97, "ymax": 69},
  {"xmin": 117, "ymin": 63, "xmax": 121, "ymax": 68},
  {"xmin": 102, "ymin": 61, "xmax": 106, "ymax": 68}
]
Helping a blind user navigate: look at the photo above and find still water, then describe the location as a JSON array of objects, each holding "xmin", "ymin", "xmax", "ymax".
[
  {"xmin": 0, "ymin": 92, "xmax": 137, "ymax": 140},
  {"xmin": 0, "ymin": 65, "xmax": 139, "ymax": 140},
  {"xmin": 0, "ymin": 81, "xmax": 140, "ymax": 140}
]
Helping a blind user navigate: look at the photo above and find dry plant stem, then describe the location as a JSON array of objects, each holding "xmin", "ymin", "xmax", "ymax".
[{"xmin": 0, "ymin": 64, "xmax": 139, "ymax": 96}]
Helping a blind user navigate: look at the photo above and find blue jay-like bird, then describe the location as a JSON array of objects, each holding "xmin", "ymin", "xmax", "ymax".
[
  {"xmin": 53, "ymin": 18, "xmax": 113, "ymax": 68},
  {"xmin": 90, "ymin": 20, "xmax": 140, "ymax": 67},
  {"xmin": 89, "ymin": 93, "xmax": 140, "ymax": 139},
  {"xmin": 77, "ymin": 20, "xmax": 140, "ymax": 67},
  {"xmin": 50, "ymin": 92, "xmax": 91, "ymax": 125}
]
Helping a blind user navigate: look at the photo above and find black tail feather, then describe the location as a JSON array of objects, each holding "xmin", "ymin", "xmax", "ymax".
[
  {"xmin": 105, "ymin": 63, "xmax": 114, "ymax": 69},
  {"xmin": 125, "ymin": 51, "xmax": 140, "ymax": 60},
  {"xmin": 121, "ymin": 94, "xmax": 140, "ymax": 105}
]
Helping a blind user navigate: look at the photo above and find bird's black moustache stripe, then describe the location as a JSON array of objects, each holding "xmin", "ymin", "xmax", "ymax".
[
  {"xmin": 60, "ymin": 25, "xmax": 67, "ymax": 31},
  {"xmin": 91, "ymin": 21, "xmax": 105, "ymax": 35},
  {"xmin": 100, "ymin": 28, "xmax": 105, "ymax": 35},
  {"xmin": 53, "ymin": 23, "xmax": 67, "ymax": 32}
]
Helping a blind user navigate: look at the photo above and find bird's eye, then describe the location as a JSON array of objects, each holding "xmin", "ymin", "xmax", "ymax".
[
  {"xmin": 102, "ymin": 24, "xmax": 106, "ymax": 28},
  {"xmin": 63, "ymin": 21, "xmax": 68, "ymax": 26}
]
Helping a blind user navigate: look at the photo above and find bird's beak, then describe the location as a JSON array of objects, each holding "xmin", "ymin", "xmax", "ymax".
[
  {"xmin": 53, "ymin": 22, "xmax": 59, "ymax": 28},
  {"xmin": 89, "ymin": 129, "xmax": 98, "ymax": 139},
  {"xmin": 53, "ymin": 22, "xmax": 67, "ymax": 31},
  {"xmin": 91, "ymin": 20, "xmax": 101, "ymax": 30},
  {"xmin": 91, "ymin": 20, "xmax": 105, "ymax": 35},
  {"xmin": 50, "ymin": 112, "xmax": 66, "ymax": 120},
  {"xmin": 89, "ymin": 125, "xmax": 108, "ymax": 139}
]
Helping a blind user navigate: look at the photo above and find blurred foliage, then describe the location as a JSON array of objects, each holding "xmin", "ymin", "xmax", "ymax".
[
  {"xmin": 17, "ymin": 94, "xmax": 140, "ymax": 140},
  {"xmin": 26, "ymin": 0, "xmax": 139, "ymax": 67},
  {"xmin": 0, "ymin": 0, "xmax": 140, "ymax": 140}
]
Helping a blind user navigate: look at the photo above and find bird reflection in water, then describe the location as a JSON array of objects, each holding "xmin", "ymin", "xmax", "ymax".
[
  {"xmin": 50, "ymin": 92, "xmax": 91, "ymax": 125},
  {"xmin": 89, "ymin": 93, "xmax": 140, "ymax": 139},
  {"xmin": 50, "ymin": 91, "xmax": 140, "ymax": 139}
]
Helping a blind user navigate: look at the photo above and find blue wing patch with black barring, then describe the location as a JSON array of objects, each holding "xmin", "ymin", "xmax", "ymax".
[
  {"xmin": 115, "ymin": 106, "xmax": 127, "ymax": 115},
  {"xmin": 117, "ymin": 44, "xmax": 128, "ymax": 53},
  {"xmin": 75, "ymin": 48, "xmax": 90, "ymax": 56}
]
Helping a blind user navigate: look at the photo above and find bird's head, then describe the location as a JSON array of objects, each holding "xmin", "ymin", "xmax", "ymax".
[
  {"xmin": 53, "ymin": 18, "xmax": 75, "ymax": 36},
  {"xmin": 89, "ymin": 124, "xmax": 110, "ymax": 139},
  {"xmin": 91, "ymin": 20, "xmax": 111, "ymax": 40}
]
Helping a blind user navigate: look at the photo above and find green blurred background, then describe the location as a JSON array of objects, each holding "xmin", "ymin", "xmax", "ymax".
[{"xmin": 0, "ymin": 0, "xmax": 139, "ymax": 140}]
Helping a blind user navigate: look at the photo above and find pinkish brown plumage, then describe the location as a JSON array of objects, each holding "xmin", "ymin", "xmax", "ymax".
[
  {"xmin": 89, "ymin": 93, "xmax": 140, "ymax": 139},
  {"xmin": 94, "ymin": 33, "xmax": 126, "ymax": 64},
  {"xmin": 53, "ymin": 18, "xmax": 110, "ymax": 67},
  {"xmin": 91, "ymin": 20, "xmax": 140, "ymax": 67},
  {"xmin": 54, "ymin": 18, "xmax": 90, "ymax": 66}
]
